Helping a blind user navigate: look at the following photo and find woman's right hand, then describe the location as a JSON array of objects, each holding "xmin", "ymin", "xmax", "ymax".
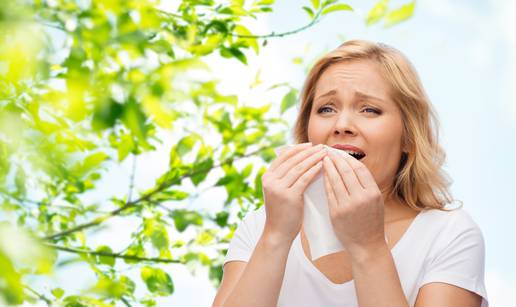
[{"xmin": 261, "ymin": 142, "xmax": 327, "ymax": 245}]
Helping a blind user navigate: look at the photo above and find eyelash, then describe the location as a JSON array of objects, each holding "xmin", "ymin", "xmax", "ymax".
[{"xmin": 317, "ymin": 106, "xmax": 382, "ymax": 115}]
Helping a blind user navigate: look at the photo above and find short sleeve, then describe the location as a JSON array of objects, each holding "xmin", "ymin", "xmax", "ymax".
[
  {"xmin": 224, "ymin": 207, "xmax": 265, "ymax": 264},
  {"xmin": 419, "ymin": 211, "xmax": 488, "ymax": 306}
]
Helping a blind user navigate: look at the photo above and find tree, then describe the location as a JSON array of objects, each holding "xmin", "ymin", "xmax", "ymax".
[{"xmin": 0, "ymin": 0, "xmax": 415, "ymax": 305}]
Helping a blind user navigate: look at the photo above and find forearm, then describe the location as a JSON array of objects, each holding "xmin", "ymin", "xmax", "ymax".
[
  {"xmin": 223, "ymin": 231, "xmax": 293, "ymax": 307},
  {"xmin": 350, "ymin": 243, "xmax": 409, "ymax": 307}
]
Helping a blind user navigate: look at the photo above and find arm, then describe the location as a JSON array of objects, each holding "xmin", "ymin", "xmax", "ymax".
[
  {"xmin": 213, "ymin": 231, "xmax": 293, "ymax": 307},
  {"xmin": 350, "ymin": 242, "xmax": 409, "ymax": 307},
  {"xmin": 415, "ymin": 283, "xmax": 482, "ymax": 307}
]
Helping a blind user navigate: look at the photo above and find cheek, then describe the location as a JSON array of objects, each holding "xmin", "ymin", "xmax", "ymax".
[
  {"xmin": 307, "ymin": 115, "xmax": 327, "ymax": 139},
  {"xmin": 368, "ymin": 119, "xmax": 403, "ymax": 148}
]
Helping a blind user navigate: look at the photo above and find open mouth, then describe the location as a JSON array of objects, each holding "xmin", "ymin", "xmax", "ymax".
[
  {"xmin": 346, "ymin": 151, "xmax": 366, "ymax": 161},
  {"xmin": 330, "ymin": 144, "xmax": 367, "ymax": 161}
]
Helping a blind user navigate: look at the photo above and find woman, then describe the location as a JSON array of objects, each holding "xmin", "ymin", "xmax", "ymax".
[{"xmin": 212, "ymin": 40, "xmax": 488, "ymax": 307}]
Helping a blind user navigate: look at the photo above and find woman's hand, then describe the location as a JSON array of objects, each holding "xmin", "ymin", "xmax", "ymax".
[
  {"xmin": 261, "ymin": 142, "xmax": 327, "ymax": 244},
  {"xmin": 322, "ymin": 149, "xmax": 386, "ymax": 258}
]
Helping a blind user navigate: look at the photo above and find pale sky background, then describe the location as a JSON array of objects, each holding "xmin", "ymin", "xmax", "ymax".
[{"xmin": 23, "ymin": 0, "xmax": 516, "ymax": 306}]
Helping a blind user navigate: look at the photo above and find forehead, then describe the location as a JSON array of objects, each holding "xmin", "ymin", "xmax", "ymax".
[{"xmin": 314, "ymin": 60, "xmax": 392, "ymax": 102}]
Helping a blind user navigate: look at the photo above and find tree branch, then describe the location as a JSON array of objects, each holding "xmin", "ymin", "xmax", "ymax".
[
  {"xmin": 230, "ymin": 12, "xmax": 323, "ymax": 39},
  {"xmin": 43, "ymin": 144, "xmax": 275, "ymax": 241},
  {"xmin": 24, "ymin": 285, "xmax": 52, "ymax": 306},
  {"xmin": 44, "ymin": 243, "xmax": 183, "ymax": 264},
  {"xmin": 127, "ymin": 154, "xmax": 137, "ymax": 203},
  {"xmin": 121, "ymin": 297, "xmax": 133, "ymax": 307}
]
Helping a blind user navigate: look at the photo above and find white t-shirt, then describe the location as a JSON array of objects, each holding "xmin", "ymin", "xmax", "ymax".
[{"xmin": 224, "ymin": 205, "xmax": 488, "ymax": 307}]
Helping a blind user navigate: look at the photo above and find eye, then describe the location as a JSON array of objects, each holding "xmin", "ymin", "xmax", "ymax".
[
  {"xmin": 363, "ymin": 107, "xmax": 381, "ymax": 114},
  {"xmin": 317, "ymin": 106, "xmax": 334, "ymax": 114}
]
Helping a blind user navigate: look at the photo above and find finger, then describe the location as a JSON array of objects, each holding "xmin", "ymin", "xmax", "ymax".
[
  {"xmin": 322, "ymin": 155, "xmax": 349, "ymax": 203},
  {"xmin": 274, "ymin": 144, "xmax": 324, "ymax": 179},
  {"xmin": 270, "ymin": 142, "xmax": 312, "ymax": 172},
  {"xmin": 328, "ymin": 150, "xmax": 363, "ymax": 195},
  {"xmin": 290, "ymin": 160, "xmax": 323, "ymax": 192},
  {"xmin": 282, "ymin": 148, "xmax": 327, "ymax": 188},
  {"xmin": 338, "ymin": 150, "xmax": 379, "ymax": 190},
  {"xmin": 323, "ymin": 169, "xmax": 338, "ymax": 212}
]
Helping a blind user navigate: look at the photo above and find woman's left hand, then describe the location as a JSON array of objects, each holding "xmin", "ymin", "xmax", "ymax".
[{"xmin": 322, "ymin": 149, "xmax": 387, "ymax": 258}]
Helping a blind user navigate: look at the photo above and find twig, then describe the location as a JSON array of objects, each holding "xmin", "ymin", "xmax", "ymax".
[
  {"xmin": 44, "ymin": 243, "xmax": 183, "ymax": 264},
  {"xmin": 230, "ymin": 11, "xmax": 323, "ymax": 39},
  {"xmin": 24, "ymin": 285, "xmax": 52, "ymax": 306},
  {"xmin": 127, "ymin": 155, "xmax": 137, "ymax": 203},
  {"xmin": 121, "ymin": 297, "xmax": 133, "ymax": 307}
]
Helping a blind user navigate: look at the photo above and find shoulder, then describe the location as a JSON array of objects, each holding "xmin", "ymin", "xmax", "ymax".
[
  {"xmin": 421, "ymin": 206, "xmax": 486, "ymax": 261},
  {"xmin": 423, "ymin": 206, "xmax": 483, "ymax": 235}
]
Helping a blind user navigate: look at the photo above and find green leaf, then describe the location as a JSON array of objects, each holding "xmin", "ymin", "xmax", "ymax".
[
  {"xmin": 321, "ymin": 0, "xmax": 338, "ymax": 7},
  {"xmin": 190, "ymin": 157, "xmax": 214, "ymax": 186},
  {"xmin": 124, "ymin": 244, "xmax": 145, "ymax": 264},
  {"xmin": 92, "ymin": 99, "xmax": 123, "ymax": 130},
  {"xmin": 311, "ymin": 0, "xmax": 320, "ymax": 10},
  {"xmin": 280, "ymin": 89, "xmax": 298, "ymax": 114},
  {"xmin": 51, "ymin": 288, "xmax": 65, "ymax": 299},
  {"xmin": 92, "ymin": 277, "xmax": 126, "ymax": 299},
  {"xmin": 95, "ymin": 245, "xmax": 115, "ymax": 267},
  {"xmin": 140, "ymin": 266, "xmax": 174, "ymax": 296},
  {"xmin": 302, "ymin": 6, "xmax": 314, "ymax": 19},
  {"xmin": 254, "ymin": 166, "xmax": 266, "ymax": 199},
  {"xmin": 83, "ymin": 152, "xmax": 110, "ymax": 171},
  {"xmin": 116, "ymin": 134, "xmax": 134, "ymax": 162},
  {"xmin": 189, "ymin": 34, "xmax": 224, "ymax": 56},
  {"xmin": 366, "ymin": 0, "xmax": 389, "ymax": 25},
  {"xmin": 120, "ymin": 275, "xmax": 135, "ymax": 295},
  {"xmin": 176, "ymin": 134, "xmax": 201, "ymax": 157},
  {"xmin": 214, "ymin": 211, "xmax": 229, "ymax": 227},
  {"xmin": 384, "ymin": 1, "xmax": 415, "ymax": 27},
  {"xmin": 0, "ymin": 251, "xmax": 23, "ymax": 304},
  {"xmin": 121, "ymin": 97, "xmax": 148, "ymax": 141},
  {"xmin": 220, "ymin": 46, "xmax": 248, "ymax": 65},
  {"xmin": 170, "ymin": 209, "xmax": 204, "ymax": 232},
  {"xmin": 234, "ymin": 25, "xmax": 259, "ymax": 54},
  {"xmin": 152, "ymin": 190, "xmax": 190, "ymax": 201},
  {"xmin": 256, "ymin": 0, "xmax": 275, "ymax": 5},
  {"xmin": 209, "ymin": 264, "xmax": 223, "ymax": 286},
  {"xmin": 143, "ymin": 219, "xmax": 170, "ymax": 251},
  {"xmin": 151, "ymin": 227, "xmax": 169, "ymax": 251},
  {"xmin": 241, "ymin": 163, "xmax": 253, "ymax": 178},
  {"xmin": 322, "ymin": 3, "xmax": 353, "ymax": 16}
]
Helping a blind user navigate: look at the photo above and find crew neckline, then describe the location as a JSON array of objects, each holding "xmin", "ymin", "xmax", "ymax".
[{"xmin": 294, "ymin": 209, "xmax": 427, "ymax": 289}]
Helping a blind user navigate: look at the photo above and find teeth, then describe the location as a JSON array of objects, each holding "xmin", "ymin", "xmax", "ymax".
[{"xmin": 344, "ymin": 150, "xmax": 363, "ymax": 156}]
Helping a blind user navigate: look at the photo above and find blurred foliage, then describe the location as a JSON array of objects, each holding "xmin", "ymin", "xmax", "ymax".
[{"xmin": 0, "ymin": 0, "xmax": 414, "ymax": 305}]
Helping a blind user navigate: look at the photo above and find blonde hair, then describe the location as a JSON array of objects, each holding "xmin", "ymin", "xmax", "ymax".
[{"xmin": 293, "ymin": 40, "xmax": 461, "ymax": 212}]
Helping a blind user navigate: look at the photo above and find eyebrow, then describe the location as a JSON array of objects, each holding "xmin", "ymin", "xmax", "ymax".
[{"xmin": 314, "ymin": 89, "xmax": 385, "ymax": 104}]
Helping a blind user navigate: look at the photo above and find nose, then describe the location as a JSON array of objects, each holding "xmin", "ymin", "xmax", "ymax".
[{"xmin": 333, "ymin": 112, "xmax": 357, "ymax": 137}]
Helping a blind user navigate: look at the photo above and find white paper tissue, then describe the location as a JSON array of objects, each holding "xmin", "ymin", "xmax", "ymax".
[{"xmin": 274, "ymin": 144, "xmax": 347, "ymax": 261}]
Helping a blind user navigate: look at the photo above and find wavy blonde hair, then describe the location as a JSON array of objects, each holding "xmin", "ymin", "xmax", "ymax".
[{"xmin": 293, "ymin": 40, "xmax": 460, "ymax": 212}]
